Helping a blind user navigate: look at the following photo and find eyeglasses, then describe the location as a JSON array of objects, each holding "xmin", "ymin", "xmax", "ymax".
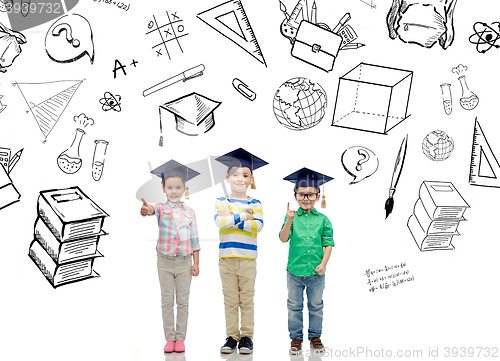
[{"xmin": 295, "ymin": 193, "xmax": 319, "ymax": 201}]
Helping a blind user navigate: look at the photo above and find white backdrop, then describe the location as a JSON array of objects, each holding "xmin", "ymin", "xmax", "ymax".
[{"xmin": 1, "ymin": 0, "xmax": 499, "ymax": 360}]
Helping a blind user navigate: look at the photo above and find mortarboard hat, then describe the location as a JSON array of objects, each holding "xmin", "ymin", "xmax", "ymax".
[
  {"xmin": 151, "ymin": 159, "xmax": 200, "ymax": 199},
  {"xmin": 159, "ymin": 93, "xmax": 222, "ymax": 137},
  {"xmin": 216, "ymin": 148, "xmax": 268, "ymax": 189},
  {"xmin": 283, "ymin": 167, "xmax": 334, "ymax": 208}
]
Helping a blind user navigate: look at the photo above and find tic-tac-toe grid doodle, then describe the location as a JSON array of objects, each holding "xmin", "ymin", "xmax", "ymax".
[{"xmin": 146, "ymin": 10, "xmax": 189, "ymax": 59}]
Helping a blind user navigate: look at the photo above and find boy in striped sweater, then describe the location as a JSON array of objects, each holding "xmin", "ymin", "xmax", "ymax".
[{"xmin": 214, "ymin": 148, "xmax": 268, "ymax": 355}]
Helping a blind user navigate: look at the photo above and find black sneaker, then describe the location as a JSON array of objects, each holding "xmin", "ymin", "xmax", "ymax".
[
  {"xmin": 220, "ymin": 337, "xmax": 238, "ymax": 354},
  {"xmin": 238, "ymin": 336, "xmax": 253, "ymax": 354}
]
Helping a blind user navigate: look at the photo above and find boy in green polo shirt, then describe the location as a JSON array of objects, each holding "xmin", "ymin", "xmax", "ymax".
[{"xmin": 279, "ymin": 168, "xmax": 334, "ymax": 355}]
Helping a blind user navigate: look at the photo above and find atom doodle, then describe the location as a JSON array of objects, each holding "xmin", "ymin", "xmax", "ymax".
[
  {"xmin": 99, "ymin": 91, "xmax": 122, "ymax": 112},
  {"xmin": 469, "ymin": 22, "xmax": 500, "ymax": 54}
]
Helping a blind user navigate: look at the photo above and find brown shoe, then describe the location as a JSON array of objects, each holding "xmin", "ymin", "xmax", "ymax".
[
  {"xmin": 289, "ymin": 339, "xmax": 302, "ymax": 355},
  {"xmin": 310, "ymin": 337, "xmax": 325, "ymax": 352}
]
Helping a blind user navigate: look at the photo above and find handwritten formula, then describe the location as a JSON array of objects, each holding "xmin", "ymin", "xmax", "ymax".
[{"xmin": 365, "ymin": 262, "xmax": 415, "ymax": 292}]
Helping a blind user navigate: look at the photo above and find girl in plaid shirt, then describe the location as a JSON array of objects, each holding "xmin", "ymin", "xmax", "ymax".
[{"xmin": 140, "ymin": 160, "xmax": 201, "ymax": 354}]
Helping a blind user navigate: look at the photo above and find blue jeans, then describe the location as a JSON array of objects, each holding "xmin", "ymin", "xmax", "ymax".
[{"xmin": 287, "ymin": 270, "xmax": 325, "ymax": 341}]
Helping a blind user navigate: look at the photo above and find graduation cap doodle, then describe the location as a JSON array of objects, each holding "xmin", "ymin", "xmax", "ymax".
[{"xmin": 159, "ymin": 92, "xmax": 222, "ymax": 138}]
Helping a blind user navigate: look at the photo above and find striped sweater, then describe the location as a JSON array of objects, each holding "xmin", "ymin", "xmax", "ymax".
[{"xmin": 214, "ymin": 196, "xmax": 264, "ymax": 259}]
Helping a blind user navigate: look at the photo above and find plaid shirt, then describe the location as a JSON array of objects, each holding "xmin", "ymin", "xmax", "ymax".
[{"xmin": 151, "ymin": 201, "xmax": 200, "ymax": 256}]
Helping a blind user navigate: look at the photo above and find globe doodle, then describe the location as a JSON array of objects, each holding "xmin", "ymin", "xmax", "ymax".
[
  {"xmin": 273, "ymin": 77, "xmax": 327, "ymax": 131},
  {"xmin": 422, "ymin": 130, "xmax": 454, "ymax": 161}
]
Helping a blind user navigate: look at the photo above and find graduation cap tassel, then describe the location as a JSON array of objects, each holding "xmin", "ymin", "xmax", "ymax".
[
  {"xmin": 185, "ymin": 168, "xmax": 190, "ymax": 199},
  {"xmin": 321, "ymin": 175, "xmax": 326, "ymax": 208},
  {"xmin": 250, "ymin": 156, "xmax": 256, "ymax": 189}
]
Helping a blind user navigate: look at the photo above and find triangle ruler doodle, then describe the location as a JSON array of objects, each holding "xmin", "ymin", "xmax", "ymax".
[
  {"xmin": 469, "ymin": 118, "xmax": 500, "ymax": 188},
  {"xmin": 197, "ymin": 0, "xmax": 267, "ymax": 67},
  {"xmin": 14, "ymin": 80, "xmax": 83, "ymax": 143}
]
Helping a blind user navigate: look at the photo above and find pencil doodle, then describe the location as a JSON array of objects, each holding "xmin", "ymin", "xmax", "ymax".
[
  {"xmin": 0, "ymin": 146, "xmax": 22, "ymax": 211},
  {"xmin": 135, "ymin": 157, "xmax": 229, "ymax": 203},
  {"xmin": 232, "ymin": 78, "xmax": 256, "ymax": 101},
  {"xmin": 452, "ymin": 64, "xmax": 479, "ymax": 111},
  {"xmin": 341, "ymin": 146, "xmax": 378, "ymax": 185},
  {"xmin": 197, "ymin": 0, "xmax": 267, "ymax": 66},
  {"xmin": 146, "ymin": 10, "xmax": 188, "ymax": 59},
  {"xmin": 45, "ymin": 14, "xmax": 95, "ymax": 64},
  {"xmin": 143, "ymin": 64, "xmax": 205, "ymax": 97},
  {"xmin": 28, "ymin": 186, "xmax": 109, "ymax": 288},
  {"xmin": 385, "ymin": 136, "xmax": 408, "ymax": 219},
  {"xmin": 113, "ymin": 59, "xmax": 139, "ymax": 79},
  {"xmin": 0, "ymin": 94, "xmax": 6, "ymax": 113},
  {"xmin": 422, "ymin": 130, "xmax": 454, "ymax": 161},
  {"xmin": 469, "ymin": 21, "xmax": 500, "ymax": 53},
  {"xmin": 440, "ymin": 83, "xmax": 452, "ymax": 115},
  {"xmin": 92, "ymin": 140, "xmax": 109, "ymax": 182},
  {"xmin": 279, "ymin": 1, "xmax": 363, "ymax": 72},
  {"xmin": 0, "ymin": 22, "xmax": 26, "ymax": 73},
  {"xmin": 387, "ymin": 0, "xmax": 458, "ymax": 49},
  {"xmin": 408, "ymin": 181, "xmax": 469, "ymax": 252},
  {"xmin": 332, "ymin": 63, "xmax": 413, "ymax": 134},
  {"xmin": 469, "ymin": 119, "xmax": 500, "ymax": 188},
  {"xmin": 13, "ymin": 79, "xmax": 84, "ymax": 143},
  {"xmin": 159, "ymin": 92, "xmax": 222, "ymax": 137},
  {"xmin": 3, "ymin": 1, "xmax": 80, "ymax": 32},
  {"xmin": 5, "ymin": 147, "xmax": 23, "ymax": 174},
  {"xmin": 99, "ymin": 91, "xmax": 122, "ymax": 112},
  {"xmin": 273, "ymin": 77, "xmax": 327, "ymax": 131}
]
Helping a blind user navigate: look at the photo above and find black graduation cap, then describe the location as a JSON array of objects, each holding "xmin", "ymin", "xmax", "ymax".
[
  {"xmin": 216, "ymin": 148, "xmax": 268, "ymax": 189},
  {"xmin": 283, "ymin": 167, "xmax": 334, "ymax": 208},
  {"xmin": 150, "ymin": 159, "xmax": 200, "ymax": 199}
]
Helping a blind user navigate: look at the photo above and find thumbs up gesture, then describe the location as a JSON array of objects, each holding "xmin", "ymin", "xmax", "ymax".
[
  {"xmin": 286, "ymin": 202, "xmax": 295, "ymax": 221},
  {"xmin": 140, "ymin": 198, "xmax": 150, "ymax": 217}
]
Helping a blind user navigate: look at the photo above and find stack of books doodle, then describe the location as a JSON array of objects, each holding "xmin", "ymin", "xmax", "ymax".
[
  {"xmin": 407, "ymin": 181, "xmax": 469, "ymax": 251},
  {"xmin": 28, "ymin": 186, "xmax": 108, "ymax": 288}
]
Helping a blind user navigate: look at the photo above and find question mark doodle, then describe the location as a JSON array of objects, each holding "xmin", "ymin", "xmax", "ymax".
[
  {"xmin": 341, "ymin": 146, "xmax": 379, "ymax": 185},
  {"xmin": 52, "ymin": 23, "xmax": 80, "ymax": 48},
  {"xmin": 356, "ymin": 149, "xmax": 370, "ymax": 171}
]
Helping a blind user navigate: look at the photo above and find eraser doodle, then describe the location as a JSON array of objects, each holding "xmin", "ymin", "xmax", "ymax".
[
  {"xmin": 341, "ymin": 146, "xmax": 379, "ymax": 185},
  {"xmin": 45, "ymin": 14, "xmax": 94, "ymax": 64}
]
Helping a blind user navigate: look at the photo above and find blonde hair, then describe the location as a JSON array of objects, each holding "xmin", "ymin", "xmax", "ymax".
[{"xmin": 162, "ymin": 176, "xmax": 185, "ymax": 188}]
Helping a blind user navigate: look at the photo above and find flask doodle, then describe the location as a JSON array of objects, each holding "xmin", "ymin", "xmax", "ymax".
[
  {"xmin": 45, "ymin": 14, "xmax": 94, "ymax": 64},
  {"xmin": 341, "ymin": 146, "xmax": 379, "ymax": 184}
]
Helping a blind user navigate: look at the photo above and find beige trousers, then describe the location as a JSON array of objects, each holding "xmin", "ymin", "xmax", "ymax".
[
  {"xmin": 157, "ymin": 252, "xmax": 192, "ymax": 341},
  {"xmin": 219, "ymin": 257, "xmax": 257, "ymax": 341}
]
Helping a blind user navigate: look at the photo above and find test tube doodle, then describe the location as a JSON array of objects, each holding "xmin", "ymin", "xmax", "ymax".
[
  {"xmin": 440, "ymin": 83, "xmax": 452, "ymax": 115},
  {"xmin": 92, "ymin": 140, "xmax": 109, "ymax": 181}
]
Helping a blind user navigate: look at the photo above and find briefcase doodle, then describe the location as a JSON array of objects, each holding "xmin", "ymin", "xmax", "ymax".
[{"xmin": 291, "ymin": 21, "xmax": 343, "ymax": 72}]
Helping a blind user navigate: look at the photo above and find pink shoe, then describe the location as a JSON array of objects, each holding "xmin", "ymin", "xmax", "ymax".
[
  {"xmin": 174, "ymin": 340, "xmax": 185, "ymax": 353},
  {"xmin": 164, "ymin": 340, "xmax": 175, "ymax": 353}
]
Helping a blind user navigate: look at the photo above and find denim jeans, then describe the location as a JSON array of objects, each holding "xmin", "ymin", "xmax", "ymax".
[{"xmin": 287, "ymin": 270, "xmax": 325, "ymax": 341}]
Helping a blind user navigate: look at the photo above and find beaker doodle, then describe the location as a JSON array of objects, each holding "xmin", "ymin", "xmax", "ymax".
[
  {"xmin": 451, "ymin": 64, "xmax": 479, "ymax": 111},
  {"xmin": 440, "ymin": 83, "xmax": 452, "ymax": 115},
  {"xmin": 458, "ymin": 75, "xmax": 479, "ymax": 110},
  {"xmin": 57, "ymin": 128, "xmax": 85, "ymax": 174},
  {"xmin": 92, "ymin": 140, "xmax": 109, "ymax": 181}
]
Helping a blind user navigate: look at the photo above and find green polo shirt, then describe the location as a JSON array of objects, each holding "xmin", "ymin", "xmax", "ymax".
[{"xmin": 280, "ymin": 207, "xmax": 334, "ymax": 277}]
